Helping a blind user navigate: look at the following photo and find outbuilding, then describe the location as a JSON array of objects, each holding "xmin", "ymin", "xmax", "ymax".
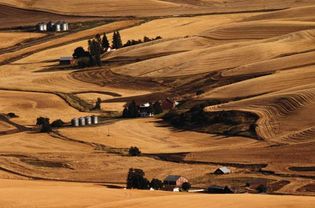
[
  {"xmin": 59, "ymin": 57, "xmax": 74, "ymax": 65},
  {"xmin": 214, "ymin": 167, "xmax": 231, "ymax": 175}
]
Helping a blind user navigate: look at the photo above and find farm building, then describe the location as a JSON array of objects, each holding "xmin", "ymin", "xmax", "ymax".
[
  {"xmin": 139, "ymin": 102, "xmax": 153, "ymax": 117},
  {"xmin": 36, "ymin": 21, "xmax": 69, "ymax": 32},
  {"xmin": 214, "ymin": 166, "xmax": 231, "ymax": 175},
  {"xmin": 59, "ymin": 57, "xmax": 74, "ymax": 65},
  {"xmin": 207, "ymin": 186, "xmax": 233, "ymax": 194},
  {"xmin": 161, "ymin": 98, "xmax": 179, "ymax": 110},
  {"xmin": 163, "ymin": 175, "xmax": 188, "ymax": 187}
]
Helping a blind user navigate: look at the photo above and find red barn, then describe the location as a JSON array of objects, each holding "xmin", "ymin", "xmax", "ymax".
[{"xmin": 163, "ymin": 175, "xmax": 188, "ymax": 187}]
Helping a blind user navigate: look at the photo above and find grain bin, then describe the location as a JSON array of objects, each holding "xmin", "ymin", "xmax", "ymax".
[
  {"xmin": 71, "ymin": 118, "xmax": 79, "ymax": 127},
  {"xmin": 85, "ymin": 116, "xmax": 92, "ymax": 125},
  {"xmin": 92, "ymin": 115, "xmax": 98, "ymax": 124},
  {"xmin": 79, "ymin": 117, "xmax": 86, "ymax": 126}
]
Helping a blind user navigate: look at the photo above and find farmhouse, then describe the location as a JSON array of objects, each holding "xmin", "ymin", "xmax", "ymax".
[
  {"xmin": 59, "ymin": 57, "xmax": 74, "ymax": 65},
  {"xmin": 214, "ymin": 166, "xmax": 231, "ymax": 175},
  {"xmin": 163, "ymin": 175, "xmax": 188, "ymax": 187},
  {"xmin": 139, "ymin": 102, "xmax": 153, "ymax": 117}
]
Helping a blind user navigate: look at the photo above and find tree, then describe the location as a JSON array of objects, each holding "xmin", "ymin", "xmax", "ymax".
[
  {"xmin": 153, "ymin": 101, "xmax": 163, "ymax": 115},
  {"xmin": 36, "ymin": 117, "xmax": 52, "ymax": 132},
  {"xmin": 102, "ymin": 33, "xmax": 110, "ymax": 50},
  {"xmin": 51, "ymin": 119, "xmax": 64, "ymax": 128},
  {"xmin": 112, "ymin": 31, "xmax": 123, "ymax": 49},
  {"xmin": 181, "ymin": 182, "xmax": 191, "ymax": 192},
  {"xmin": 150, "ymin": 178, "xmax": 163, "ymax": 190},
  {"xmin": 73, "ymin": 47, "xmax": 86, "ymax": 59},
  {"xmin": 127, "ymin": 168, "xmax": 150, "ymax": 190},
  {"xmin": 95, "ymin": 34, "xmax": 102, "ymax": 44},
  {"xmin": 73, "ymin": 46, "xmax": 93, "ymax": 68},
  {"xmin": 89, "ymin": 39, "xmax": 102, "ymax": 66},
  {"xmin": 93, "ymin": 98, "xmax": 102, "ymax": 110},
  {"xmin": 128, "ymin": 146, "xmax": 141, "ymax": 156},
  {"xmin": 122, "ymin": 100, "xmax": 139, "ymax": 118}
]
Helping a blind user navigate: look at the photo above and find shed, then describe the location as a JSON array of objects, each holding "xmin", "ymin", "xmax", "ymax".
[
  {"xmin": 207, "ymin": 186, "xmax": 233, "ymax": 194},
  {"xmin": 163, "ymin": 175, "xmax": 188, "ymax": 187},
  {"xmin": 59, "ymin": 57, "xmax": 74, "ymax": 65},
  {"xmin": 214, "ymin": 167, "xmax": 231, "ymax": 175}
]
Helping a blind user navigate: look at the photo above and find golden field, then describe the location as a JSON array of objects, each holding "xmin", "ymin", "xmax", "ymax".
[{"xmin": 0, "ymin": 1, "xmax": 315, "ymax": 207}]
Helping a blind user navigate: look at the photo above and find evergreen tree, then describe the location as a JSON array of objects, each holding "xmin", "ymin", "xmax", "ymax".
[
  {"xmin": 90, "ymin": 39, "xmax": 102, "ymax": 66},
  {"xmin": 102, "ymin": 33, "xmax": 110, "ymax": 50},
  {"xmin": 112, "ymin": 31, "xmax": 123, "ymax": 49}
]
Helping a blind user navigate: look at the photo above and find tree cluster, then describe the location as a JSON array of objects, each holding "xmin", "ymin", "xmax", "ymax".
[
  {"xmin": 122, "ymin": 100, "xmax": 139, "ymax": 118},
  {"xmin": 36, "ymin": 117, "xmax": 65, "ymax": 132},
  {"xmin": 128, "ymin": 146, "xmax": 141, "ymax": 156},
  {"xmin": 112, "ymin": 31, "xmax": 123, "ymax": 49},
  {"xmin": 36, "ymin": 117, "xmax": 52, "ymax": 132},
  {"xmin": 126, "ymin": 169, "xmax": 164, "ymax": 190},
  {"xmin": 124, "ymin": 36, "xmax": 162, "ymax": 47},
  {"xmin": 73, "ymin": 33, "xmax": 110, "ymax": 68},
  {"xmin": 127, "ymin": 168, "xmax": 150, "ymax": 190}
]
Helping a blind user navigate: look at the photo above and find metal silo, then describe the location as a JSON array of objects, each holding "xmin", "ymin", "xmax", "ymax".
[
  {"xmin": 85, "ymin": 116, "xmax": 92, "ymax": 125},
  {"xmin": 92, "ymin": 115, "xmax": 98, "ymax": 125},
  {"xmin": 71, "ymin": 118, "xmax": 79, "ymax": 127},
  {"xmin": 79, "ymin": 117, "xmax": 86, "ymax": 126}
]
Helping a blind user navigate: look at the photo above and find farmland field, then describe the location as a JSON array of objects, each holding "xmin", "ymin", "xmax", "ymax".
[{"xmin": 0, "ymin": 0, "xmax": 315, "ymax": 207}]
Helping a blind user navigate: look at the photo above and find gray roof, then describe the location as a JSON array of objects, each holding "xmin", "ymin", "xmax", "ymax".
[
  {"xmin": 60, "ymin": 57, "xmax": 73, "ymax": 61},
  {"xmin": 216, "ymin": 166, "xmax": 231, "ymax": 174},
  {"xmin": 164, "ymin": 175, "xmax": 181, "ymax": 182}
]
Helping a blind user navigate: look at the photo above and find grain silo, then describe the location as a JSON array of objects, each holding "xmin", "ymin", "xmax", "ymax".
[
  {"xmin": 85, "ymin": 116, "xmax": 92, "ymax": 125},
  {"xmin": 79, "ymin": 117, "xmax": 86, "ymax": 126},
  {"xmin": 71, "ymin": 118, "xmax": 79, "ymax": 127},
  {"xmin": 92, "ymin": 115, "xmax": 98, "ymax": 124}
]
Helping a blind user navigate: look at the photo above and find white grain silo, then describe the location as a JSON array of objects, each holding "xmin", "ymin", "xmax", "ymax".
[
  {"xmin": 92, "ymin": 115, "xmax": 98, "ymax": 125},
  {"xmin": 55, "ymin": 22, "xmax": 61, "ymax": 32},
  {"xmin": 79, "ymin": 117, "xmax": 86, "ymax": 126},
  {"xmin": 85, "ymin": 116, "xmax": 92, "ymax": 125},
  {"xmin": 71, "ymin": 118, "xmax": 79, "ymax": 127},
  {"xmin": 61, "ymin": 22, "xmax": 69, "ymax": 31}
]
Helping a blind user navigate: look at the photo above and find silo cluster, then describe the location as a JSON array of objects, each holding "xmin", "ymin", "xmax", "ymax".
[{"xmin": 71, "ymin": 115, "xmax": 99, "ymax": 127}]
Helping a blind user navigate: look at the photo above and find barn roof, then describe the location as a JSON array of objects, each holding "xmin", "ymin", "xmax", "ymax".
[
  {"xmin": 216, "ymin": 166, "xmax": 231, "ymax": 174},
  {"xmin": 164, "ymin": 175, "xmax": 181, "ymax": 182}
]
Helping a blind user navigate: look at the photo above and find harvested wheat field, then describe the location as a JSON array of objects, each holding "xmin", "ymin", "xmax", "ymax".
[
  {"xmin": 0, "ymin": 0, "xmax": 315, "ymax": 207},
  {"xmin": 2, "ymin": 179, "xmax": 315, "ymax": 208},
  {"xmin": 0, "ymin": 32, "xmax": 45, "ymax": 49}
]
